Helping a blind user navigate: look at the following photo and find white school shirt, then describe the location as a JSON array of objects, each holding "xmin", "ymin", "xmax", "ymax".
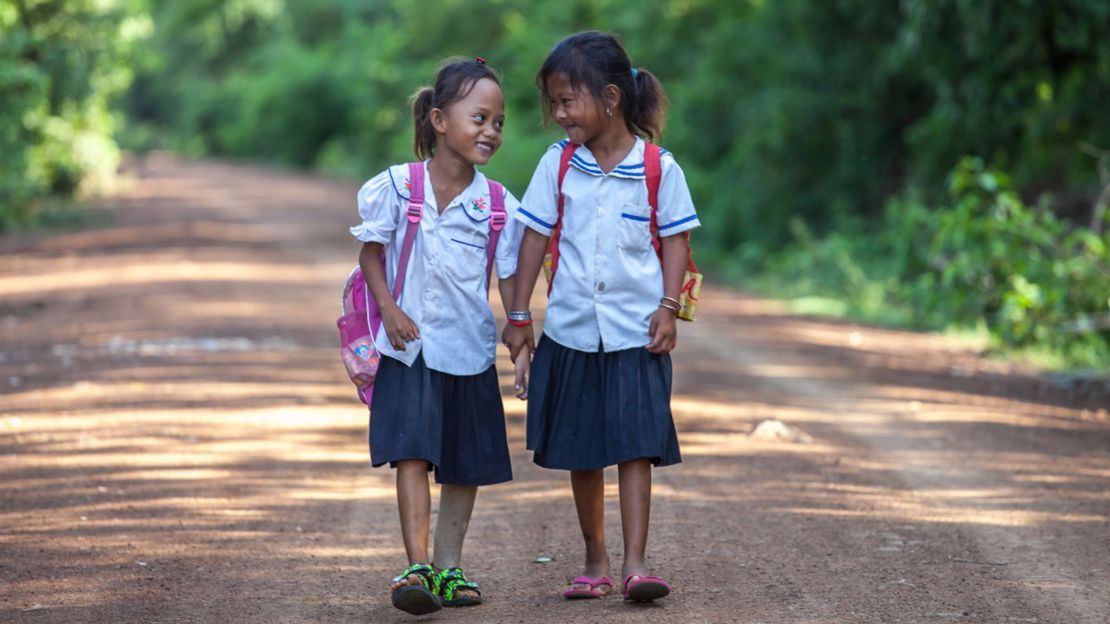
[
  {"xmin": 349, "ymin": 162, "xmax": 523, "ymax": 375},
  {"xmin": 516, "ymin": 138, "xmax": 701, "ymax": 352}
]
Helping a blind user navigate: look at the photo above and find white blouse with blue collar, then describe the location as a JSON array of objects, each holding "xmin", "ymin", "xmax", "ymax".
[
  {"xmin": 516, "ymin": 137, "xmax": 701, "ymax": 353},
  {"xmin": 350, "ymin": 161, "xmax": 524, "ymax": 375}
]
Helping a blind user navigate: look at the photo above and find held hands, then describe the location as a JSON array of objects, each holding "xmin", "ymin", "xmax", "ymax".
[
  {"xmin": 646, "ymin": 307, "xmax": 678, "ymax": 354},
  {"xmin": 501, "ymin": 322, "xmax": 535, "ymax": 363},
  {"xmin": 513, "ymin": 346, "xmax": 531, "ymax": 400},
  {"xmin": 381, "ymin": 303, "xmax": 420, "ymax": 351}
]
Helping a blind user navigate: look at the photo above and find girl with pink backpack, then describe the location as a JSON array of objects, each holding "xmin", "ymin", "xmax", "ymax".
[{"xmin": 345, "ymin": 57, "xmax": 526, "ymax": 616}]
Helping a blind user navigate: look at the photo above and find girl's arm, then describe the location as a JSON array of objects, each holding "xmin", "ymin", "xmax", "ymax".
[
  {"xmin": 502, "ymin": 227, "xmax": 548, "ymax": 361},
  {"xmin": 359, "ymin": 242, "xmax": 419, "ymax": 351},
  {"xmin": 496, "ymin": 275, "xmax": 516, "ymax": 317},
  {"xmin": 646, "ymin": 234, "xmax": 688, "ymax": 353},
  {"xmin": 497, "ymin": 273, "xmax": 531, "ymax": 398}
]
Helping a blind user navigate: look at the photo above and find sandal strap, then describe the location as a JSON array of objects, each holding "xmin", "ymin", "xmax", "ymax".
[
  {"xmin": 392, "ymin": 562, "xmax": 436, "ymax": 590},
  {"xmin": 434, "ymin": 567, "xmax": 480, "ymax": 600}
]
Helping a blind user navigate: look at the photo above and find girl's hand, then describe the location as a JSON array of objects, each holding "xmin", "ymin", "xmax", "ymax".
[
  {"xmin": 381, "ymin": 304, "xmax": 420, "ymax": 351},
  {"xmin": 513, "ymin": 346, "xmax": 531, "ymax": 400},
  {"xmin": 646, "ymin": 307, "xmax": 678, "ymax": 354},
  {"xmin": 502, "ymin": 322, "xmax": 535, "ymax": 362}
]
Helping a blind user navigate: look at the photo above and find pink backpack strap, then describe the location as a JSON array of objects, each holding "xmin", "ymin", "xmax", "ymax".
[
  {"xmin": 486, "ymin": 180, "xmax": 506, "ymax": 288},
  {"xmin": 392, "ymin": 162, "xmax": 425, "ymax": 301}
]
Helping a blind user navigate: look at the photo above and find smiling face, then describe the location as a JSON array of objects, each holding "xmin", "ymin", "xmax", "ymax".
[
  {"xmin": 545, "ymin": 72, "xmax": 606, "ymax": 145},
  {"xmin": 433, "ymin": 77, "xmax": 505, "ymax": 166}
]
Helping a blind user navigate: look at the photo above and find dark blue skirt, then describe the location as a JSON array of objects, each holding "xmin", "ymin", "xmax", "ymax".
[
  {"xmin": 526, "ymin": 334, "xmax": 681, "ymax": 471},
  {"xmin": 369, "ymin": 352, "xmax": 512, "ymax": 486}
]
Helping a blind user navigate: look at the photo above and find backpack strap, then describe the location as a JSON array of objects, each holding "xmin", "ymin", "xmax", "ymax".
[
  {"xmin": 548, "ymin": 142, "xmax": 697, "ymax": 295},
  {"xmin": 644, "ymin": 142, "xmax": 664, "ymax": 263},
  {"xmin": 546, "ymin": 142, "xmax": 579, "ymax": 296},
  {"xmin": 392, "ymin": 162, "xmax": 425, "ymax": 302},
  {"xmin": 643, "ymin": 143, "xmax": 698, "ymax": 273},
  {"xmin": 486, "ymin": 179, "xmax": 506, "ymax": 289}
]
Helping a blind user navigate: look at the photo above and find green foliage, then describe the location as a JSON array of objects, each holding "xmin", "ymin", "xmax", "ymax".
[
  {"xmin": 748, "ymin": 158, "xmax": 1109, "ymax": 369},
  {"xmin": 902, "ymin": 158, "xmax": 1109, "ymax": 365},
  {"xmin": 4, "ymin": 0, "xmax": 1108, "ymax": 368},
  {"xmin": 0, "ymin": 0, "xmax": 142, "ymax": 230}
]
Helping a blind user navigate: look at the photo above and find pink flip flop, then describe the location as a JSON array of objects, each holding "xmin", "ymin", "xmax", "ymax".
[
  {"xmin": 562, "ymin": 575, "xmax": 615, "ymax": 599},
  {"xmin": 622, "ymin": 574, "xmax": 672, "ymax": 602}
]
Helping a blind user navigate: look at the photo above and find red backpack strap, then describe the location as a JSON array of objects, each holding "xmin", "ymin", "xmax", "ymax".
[
  {"xmin": 546, "ymin": 142, "xmax": 579, "ymax": 296},
  {"xmin": 643, "ymin": 144, "xmax": 698, "ymax": 273},
  {"xmin": 485, "ymin": 179, "xmax": 506, "ymax": 289},
  {"xmin": 392, "ymin": 162, "xmax": 425, "ymax": 301},
  {"xmin": 643, "ymin": 143, "xmax": 664, "ymax": 263}
]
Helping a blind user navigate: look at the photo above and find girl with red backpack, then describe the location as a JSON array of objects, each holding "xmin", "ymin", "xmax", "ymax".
[
  {"xmin": 348, "ymin": 57, "xmax": 525, "ymax": 616},
  {"xmin": 503, "ymin": 32, "xmax": 701, "ymax": 604}
]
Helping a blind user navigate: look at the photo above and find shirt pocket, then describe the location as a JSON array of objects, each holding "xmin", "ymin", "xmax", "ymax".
[
  {"xmin": 444, "ymin": 233, "xmax": 488, "ymax": 282},
  {"xmin": 617, "ymin": 203, "xmax": 653, "ymax": 252}
]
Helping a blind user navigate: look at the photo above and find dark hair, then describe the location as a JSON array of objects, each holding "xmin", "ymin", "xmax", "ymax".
[
  {"xmin": 537, "ymin": 31, "xmax": 668, "ymax": 142},
  {"xmin": 412, "ymin": 57, "xmax": 501, "ymax": 160}
]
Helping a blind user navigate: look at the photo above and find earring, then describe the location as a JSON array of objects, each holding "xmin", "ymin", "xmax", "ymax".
[{"xmin": 606, "ymin": 108, "xmax": 612, "ymax": 117}]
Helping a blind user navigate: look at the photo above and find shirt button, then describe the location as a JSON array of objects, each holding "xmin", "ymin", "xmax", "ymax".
[{"xmin": 597, "ymin": 281, "xmax": 605, "ymax": 292}]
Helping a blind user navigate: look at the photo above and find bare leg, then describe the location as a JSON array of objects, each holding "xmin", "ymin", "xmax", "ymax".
[
  {"xmin": 432, "ymin": 484, "xmax": 477, "ymax": 569},
  {"xmin": 617, "ymin": 459, "xmax": 652, "ymax": 581},
  {"xmin": 390, "ymin": 460, "xmax": 431, "ymax": 592},
  {"xmin": 432, "ymin": 484, "xmax": 480, "ymax": 601},
  {"xmin": 569, "ymin": 469, "xmax": 611, "ymax": 589}
]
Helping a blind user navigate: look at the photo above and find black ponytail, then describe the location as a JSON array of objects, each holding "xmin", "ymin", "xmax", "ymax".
[
  {"xmin": 411, "ymin": 57, "xmax": 502, "ymax": 160},
  {"xmin": 411, "ymin": 87, "xmax": 436, "ymax": 161},
  {"xmin": 628, "ymin": 67, "xmax": 667, "ymax": 143},
  {"xmin": 537, "ymin": 31, "xmax": 668, "ymax": 142}
]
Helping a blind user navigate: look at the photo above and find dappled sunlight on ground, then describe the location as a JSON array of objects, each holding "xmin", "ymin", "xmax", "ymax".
[{"xmin": 2, "ymin": 155, "xmax": 1107, "ymax": 623}]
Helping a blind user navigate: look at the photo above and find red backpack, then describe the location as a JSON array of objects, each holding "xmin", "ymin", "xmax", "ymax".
[
  {"xmin": 337, "ymin": 162, "xmax": 506, "ymax": 404},
  {"xmin": 542, "ymin": 142, "xmax": 702, "ymax": 320}
]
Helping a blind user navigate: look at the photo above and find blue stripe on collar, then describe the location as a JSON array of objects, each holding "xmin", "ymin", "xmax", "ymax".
[
  {"xmin": 560, "ymin": 142, "xmax": 671, "ymax": 180},
  {"xmin": 387, "ymin": 166, "xmax": 413, "ymax": 200},
  {"xmin": 568, "ymin": 155, "xmax": 647, "ymax": 180},
  {"xmin": 569, "ymin": 154, "xmax": 602, "ymax": 174}
]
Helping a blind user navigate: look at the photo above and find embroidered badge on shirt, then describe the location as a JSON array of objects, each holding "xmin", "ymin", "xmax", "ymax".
[{"xmin": 462, "ymin": 194, "xmax": 491, "ymax": 222}]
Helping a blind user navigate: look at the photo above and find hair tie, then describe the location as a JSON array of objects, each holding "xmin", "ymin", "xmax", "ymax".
[
  {"xmin": 476, "ymin": 56, "xmax": 486, "ymax": 65},
  {"xmin": 631, "ymin": 67, "xmax": 638, "ymax": 78}
]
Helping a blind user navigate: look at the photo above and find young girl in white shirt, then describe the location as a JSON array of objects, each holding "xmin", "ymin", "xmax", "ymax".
[
  {"xmin": 350, "ymin": 57, "xmax": 524, "ymax": 616},
  {"xmin": 504, "ymin": 32, "xmax": 700, "ymax": 604}
]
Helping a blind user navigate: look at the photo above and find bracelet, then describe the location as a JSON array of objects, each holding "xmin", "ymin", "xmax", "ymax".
[
  {"xmin": 661, "ymin": 296, "xmax": 681, "ymax": 307},
  {"xmin": 658, "ymin": 302, "xmax": 680, "ymax": 315},
  {"xmin": 507, "ymin": 310, "xmax": 532, "ymax": 322},
  {"xmin": 507, "ymin": 318, "xmax": 534, "ymax": 327}
]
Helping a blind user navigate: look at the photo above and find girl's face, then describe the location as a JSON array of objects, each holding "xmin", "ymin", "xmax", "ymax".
[
  {"xmin": 545, "ymin": 72, "xmax": 605, "ymax": 145},
  {"xmin": 435, "ymin": 77, "xmax": 504, "ymax": 166}
]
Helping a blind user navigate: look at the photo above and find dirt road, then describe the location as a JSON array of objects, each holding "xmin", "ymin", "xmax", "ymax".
[{"xmin": 2, "ymin": 155, "xmax": 1108, "ymax": 623}]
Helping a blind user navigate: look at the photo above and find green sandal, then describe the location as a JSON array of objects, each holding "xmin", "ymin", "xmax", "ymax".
[
  {"xmin": 391, "ymin": 563, "xmax": 442, "ymax": 615},
  {"xmin": 434, "ymin": 566, "xmax": 483, "ymax": 607}
]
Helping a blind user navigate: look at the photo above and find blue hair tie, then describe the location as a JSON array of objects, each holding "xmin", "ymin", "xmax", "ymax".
[{"xmin": 631, "ymin": 67, "xmax": 639, "ymax": 78}]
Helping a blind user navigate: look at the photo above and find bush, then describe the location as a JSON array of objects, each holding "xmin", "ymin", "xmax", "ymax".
[{"xmin": 899, "ymin": 157, "xmax": 1109, "ymax": 365}]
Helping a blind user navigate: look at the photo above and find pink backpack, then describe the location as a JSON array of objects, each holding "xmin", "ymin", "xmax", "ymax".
[{"xmin": 337, "ymin": 162, "xmax": 506, "ymax": 405}]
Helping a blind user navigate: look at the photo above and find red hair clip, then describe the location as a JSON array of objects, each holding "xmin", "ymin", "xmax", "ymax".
[{"xmin": 476, "ymin": 56, "xmax": 486, "ymax": 65}]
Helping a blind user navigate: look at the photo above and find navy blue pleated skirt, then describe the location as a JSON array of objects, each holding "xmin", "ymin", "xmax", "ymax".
[
  {"xmin": 526, "ymin": 334, "xmax": 682, "ymax": 471},
  {"xmin": 369, "ymin": 352, "xmax": 512, "ymax": 486}
]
